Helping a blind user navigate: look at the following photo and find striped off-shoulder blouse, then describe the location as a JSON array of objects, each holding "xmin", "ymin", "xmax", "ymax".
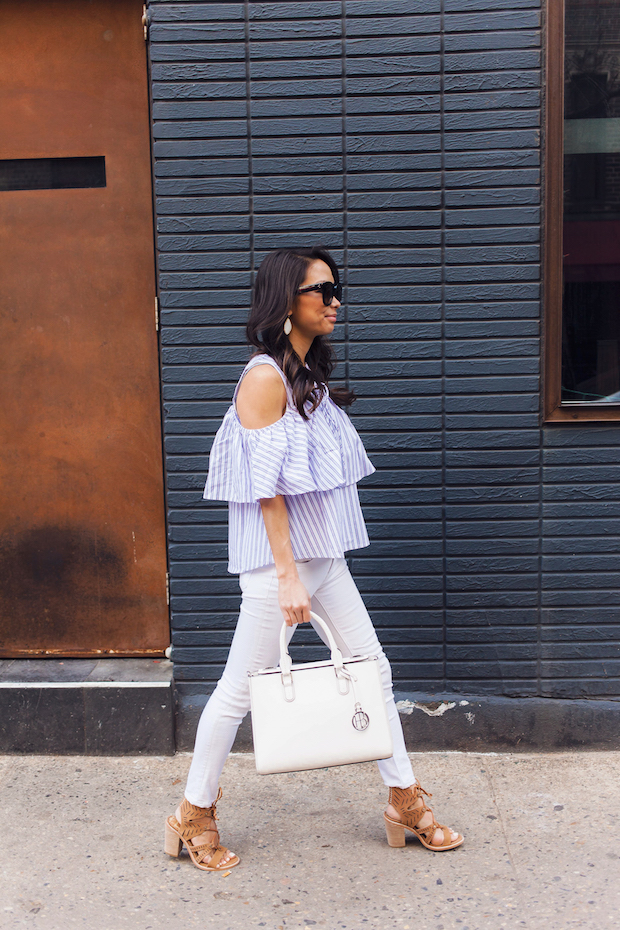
[{"xmin": 203, "ymin": 354, "xmax": 375, "ymax": 574}]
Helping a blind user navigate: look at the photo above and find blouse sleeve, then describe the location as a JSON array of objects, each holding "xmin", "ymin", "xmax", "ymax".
[{"xmin": 203, "ymin": 402, "xmax": 374, "ymax": 504}]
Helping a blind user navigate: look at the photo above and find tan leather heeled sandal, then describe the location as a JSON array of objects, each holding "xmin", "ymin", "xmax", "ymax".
[
  {"xmin": 384, "ymin": 783, "xmax": 464, "ymax": 851},
  {"xmin": 164, "ymin": 788, "xmax": 240, "ymax": 871}
]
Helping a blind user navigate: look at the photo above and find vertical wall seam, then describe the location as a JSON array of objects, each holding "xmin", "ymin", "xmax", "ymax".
[
  {"xmin": 537, "ymin": 0, "xmax": 545, "ymax": 697},
  {"xmin": 440, "ymin": 0, "xmax": 447, "ymax": 691},
  {"xmin": 341, "ymin": 1, "xmax": 352, "ymax": 579},
  {"xmin": 243, "ymin": 1, "xmax": 254, "ymax": 283},
  {"xmin": 341, "ymin": 0, "xmax": 349, "ymax": 395}
]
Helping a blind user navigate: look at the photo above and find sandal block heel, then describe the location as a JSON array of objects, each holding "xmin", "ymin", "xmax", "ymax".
[
  {"xmin": 384, "ymin": 813, "xmax": 406, "ymax": 847},
  {"xmin": 164, "ymin": 819, "xmax": 182, "ymax": 857}
]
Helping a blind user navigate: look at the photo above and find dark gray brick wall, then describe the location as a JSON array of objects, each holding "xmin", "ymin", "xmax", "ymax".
[
  {"xmin": 149, "ymin": 0, "xmax": 620, "ymax": 701},
  {"xmin": 542, "ymin": 427, "xmax": 620, "ymax": 698},
  {"xmin": 442, "ymin": 0, "xmax": 542, "ymax": 698}
]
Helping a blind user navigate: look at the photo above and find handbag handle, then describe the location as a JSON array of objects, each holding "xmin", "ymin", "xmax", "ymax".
[{"xmin": 279, "ymin": 611, "xmax": 345, "ymax": 676}]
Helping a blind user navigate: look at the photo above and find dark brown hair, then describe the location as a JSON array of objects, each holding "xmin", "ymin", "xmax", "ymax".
[{"xmin": 246, "ymin": 246, "xmax": 355, "ymax": 418}]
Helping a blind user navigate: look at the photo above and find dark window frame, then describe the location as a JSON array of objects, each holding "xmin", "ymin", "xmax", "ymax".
[{"xmin": 544, "ymin": 0, "xmax": 620, "ymax": 421}]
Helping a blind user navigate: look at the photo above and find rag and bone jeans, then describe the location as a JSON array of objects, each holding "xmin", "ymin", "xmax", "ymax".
[{"xmin": 185, "ymin": 557, "xmax": 415, "ymax": 806}]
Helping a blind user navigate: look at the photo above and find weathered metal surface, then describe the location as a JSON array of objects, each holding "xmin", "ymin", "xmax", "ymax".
[{"xmin": 0, "ymin": 0, "xmax": 169, "ymax": 655}]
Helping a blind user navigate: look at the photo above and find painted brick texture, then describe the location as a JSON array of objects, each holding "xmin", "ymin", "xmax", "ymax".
[{"xmin": 149, "ymin": 0, "xmax": 620, "ymax": 700}]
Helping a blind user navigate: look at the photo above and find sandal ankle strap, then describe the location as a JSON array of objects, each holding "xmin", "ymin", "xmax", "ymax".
[
  {"xmin": 388, "ymin": 784, "xmax": 435, "ymax": 829},
  {"xmin": 388, "ymin": 784, "xmax": 432, "ymax": 806},
  {"xmin": 176, "ymin": 788, "xmax": 224, "ymax": 841}
]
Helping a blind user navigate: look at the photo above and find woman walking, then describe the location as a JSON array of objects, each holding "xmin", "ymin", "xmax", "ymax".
[{"xmin": 164, "ymin": 246, "xmax": 463, "ymax": 871}]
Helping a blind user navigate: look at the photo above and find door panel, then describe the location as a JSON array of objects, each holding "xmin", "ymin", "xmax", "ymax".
[{"xmin": 0, "ymin": 0, "xmax": 169, "ymax": 655}]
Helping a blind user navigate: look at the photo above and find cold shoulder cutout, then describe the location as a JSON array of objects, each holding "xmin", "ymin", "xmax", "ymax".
[
  {"xmin": 233, "ymin": 354, "xmax": 291, "ymax": 406},
  {"xmin": 235, "ymin": 362, "xmax": 287, "ymax": 430},
  {"xmin": 203, "ymin": 354, "xmax": 375, "ymax": 573}
]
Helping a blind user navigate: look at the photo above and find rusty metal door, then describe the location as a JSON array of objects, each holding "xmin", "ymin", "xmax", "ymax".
[{"xmin": 0, "ymin": 0, "xmax": 169, "ymax": 655}]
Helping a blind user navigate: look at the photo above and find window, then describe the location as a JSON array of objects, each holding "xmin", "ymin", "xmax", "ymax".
[{"xmin": 545, "ymin": 0, "xmax": 620, "ymax": 420}]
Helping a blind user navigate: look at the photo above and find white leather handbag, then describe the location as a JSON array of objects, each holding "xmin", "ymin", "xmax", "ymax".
[{"xmin": 248, "ymin": 611, "xmax": 393, "ymax": 775}]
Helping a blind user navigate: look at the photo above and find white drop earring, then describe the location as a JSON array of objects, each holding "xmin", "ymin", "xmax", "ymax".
[{"xmin": 283, "ymin": 316, "xmax": 292, "ymax": 335}]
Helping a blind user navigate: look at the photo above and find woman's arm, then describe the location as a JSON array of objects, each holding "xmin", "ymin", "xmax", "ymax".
[
  {"xmin": 236, "ymin": 365, "xmax": 311, "ymax": 627},
  {"xmin": 259, "ymin": 496, "xmax": 311, "ymax": 626}
]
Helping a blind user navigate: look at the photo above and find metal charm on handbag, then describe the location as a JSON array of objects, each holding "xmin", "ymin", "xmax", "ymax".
[{"xmin": 248, "ymin": 611, "xmax": 394, "ymax": 775}]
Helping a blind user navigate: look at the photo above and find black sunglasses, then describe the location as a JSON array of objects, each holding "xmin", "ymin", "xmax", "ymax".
[{"xmin": 297, "ymin": 281, "xmax": 343, "ymax": 305}]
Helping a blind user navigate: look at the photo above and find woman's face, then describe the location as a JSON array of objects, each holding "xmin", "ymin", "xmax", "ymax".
[{"xmin": 290, "ymin": 259, "xmax": 340, "ymax": 340}]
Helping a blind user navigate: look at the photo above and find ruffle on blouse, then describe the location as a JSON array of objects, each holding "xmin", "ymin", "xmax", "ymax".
[{"xmin": 203, "ymin": 394, "xmax": 375, "ymax": 504}]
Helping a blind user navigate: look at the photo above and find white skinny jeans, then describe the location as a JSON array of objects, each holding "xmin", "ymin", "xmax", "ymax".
[{"xmin": 185, "ymin": 557, "xmax": 415, "ymax": 806}]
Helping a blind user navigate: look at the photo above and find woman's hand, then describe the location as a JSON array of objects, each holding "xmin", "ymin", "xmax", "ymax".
[{"xmin": 277, "ymin": 571, "xmax": 312, "ymax": 627}]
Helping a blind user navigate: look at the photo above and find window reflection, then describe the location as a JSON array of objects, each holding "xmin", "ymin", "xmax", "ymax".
[{"xmin": 563, "ymin": 0, "xmax": 620, "ymax": 402}]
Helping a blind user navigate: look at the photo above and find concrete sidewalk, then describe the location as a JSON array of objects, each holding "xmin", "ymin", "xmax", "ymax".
[{"xmin": 0, "ymin": 752, "xmax": 618, "ymax": 930}]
